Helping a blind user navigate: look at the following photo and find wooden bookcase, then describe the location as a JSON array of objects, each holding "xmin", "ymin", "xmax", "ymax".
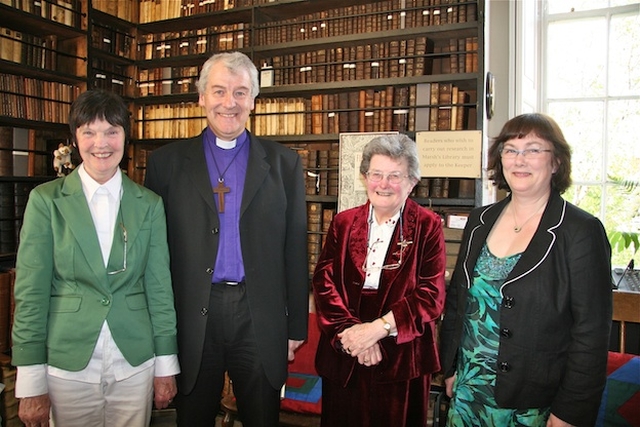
[
  {"xmin": 130, "ymin": 0, "xmax": 485, "ymax": 273},
  {"xmin": 0, "ymin": 0, "xmax": 484, "ymax": 273},
  {"xmin": 0, "ymin": 0, "xmax": 89, "ymax": 266}
]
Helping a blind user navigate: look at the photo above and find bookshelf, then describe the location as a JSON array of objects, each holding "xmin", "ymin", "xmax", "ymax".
[
  {"xmin": 87, "ymin": 8, "xmax": 137, "ymax": 98},
  {"xmin": 124, "ymin": 0, "xmax": 485, "ymax": 274},
  {"xmin": 0, "ymin": 0, "xmax": 485, "ymax": 274},
  {"xmin": 0, "ymin": 1, "xmax": 90, "ymax": 267}
]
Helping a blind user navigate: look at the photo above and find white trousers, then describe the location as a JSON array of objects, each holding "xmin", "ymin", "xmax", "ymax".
[{"xmin": 47, "ymin": 365, "xmax": 154, "ymax": 427}]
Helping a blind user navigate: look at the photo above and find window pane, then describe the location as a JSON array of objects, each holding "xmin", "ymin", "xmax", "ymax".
[
  {"xmin": 604, "ymin": 183, "xmax": 640, "ymax": 266},
  {"xmin": 547, "ymin": 0, "xmax": 638, "ymax": 14},
  {"xmin": 607, "ymin": 99, "xmax": 640, "ymax": 179},
  {"xmin": 609, "ymin": 12, "xmax": 640, "ymax": 96},
  {"xmin": 564, "ymin": 184, "xmax": 602, "ymax": 214},
  {"xmin": 610, "ymin": 0, "xmax": 640, "ymax": 8},
  {"xmin": 548, "ymin": 101, "xmax": 604, "ymax": 182},
  {"xmin": 547, "ymin": 18, "xmax": 607, "ymax": 98}
]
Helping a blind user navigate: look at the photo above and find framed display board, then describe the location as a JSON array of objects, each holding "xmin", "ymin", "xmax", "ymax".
[{"xmin": 338, "ymin": 132, "xmax": 398, "ymax": 212}]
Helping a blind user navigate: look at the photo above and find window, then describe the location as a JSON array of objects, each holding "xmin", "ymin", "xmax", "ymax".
[{"xmin": 543, "ymin": 1, "xmax": 640, "ymax": 266}]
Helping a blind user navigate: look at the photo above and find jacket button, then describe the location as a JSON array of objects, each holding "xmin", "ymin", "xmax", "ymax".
[
  {"xmin": 502, "ymin": 296, "xmax": 515, "ymax": 309},
  {"xmin": 206, "ymin": 268, "xmax": 213, "ymax": 274},
  {"xmin": 101, "ymin": 297, "xmax": 110, "ymax": 306},
  {"xmin": 500, "ymin": 328, "xmax": 512, "ymax": 338},
  {"xmin": 201, "ymin": 308, "xmax": 208, "ymax": 316},
  {"xmin": 499, "ymin": 361, "xmax": 511, "ymax": 372},
  {"xmin": 212, "ymin": 228, "xmax": 219, "ymax": 234}
]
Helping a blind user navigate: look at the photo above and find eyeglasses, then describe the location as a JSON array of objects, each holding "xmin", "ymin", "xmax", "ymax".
[
  {"xmin": 365, "ymin": 171, "xmax": 408, "ymax": 184},
  {"xmin": 362, "ymin": 238, "xmax": 412, "ymax": 272},
  {"xmin": 500, "ymin": 148, "xmax": 552, "ymax": 159},
  {"xmin": 108, "ymin": 223, "xmax": 127, "ymax": 275}
]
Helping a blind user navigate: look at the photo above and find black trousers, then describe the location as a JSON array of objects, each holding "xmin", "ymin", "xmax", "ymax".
[{"xmin": 175, "ymin": 283, "xmax": 281, "ymax": 427}]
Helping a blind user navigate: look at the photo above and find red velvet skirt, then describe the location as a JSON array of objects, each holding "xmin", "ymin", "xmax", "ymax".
[{"xmin": 320, "ymin": 290, "xmax": 431, "ymax": 427}]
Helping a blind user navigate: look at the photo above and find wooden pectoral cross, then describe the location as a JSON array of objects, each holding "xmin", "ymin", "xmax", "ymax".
[{"xmin": 213, "ymin": 180, "xmax": 230, "ymax": 213}]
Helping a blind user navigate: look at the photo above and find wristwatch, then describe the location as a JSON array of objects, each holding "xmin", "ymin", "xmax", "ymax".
[{"xmin": 380, "ymin": 316, "xmax": 391, "ymax": 336}]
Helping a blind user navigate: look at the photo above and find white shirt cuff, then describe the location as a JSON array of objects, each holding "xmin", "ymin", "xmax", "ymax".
[
  {"xmin": 15, "ymin": 364, "xmax": 48, "ymax": 398},
  {"xmin": 154, "ymin": 355, "xmax": 180, "ymax": 377}
]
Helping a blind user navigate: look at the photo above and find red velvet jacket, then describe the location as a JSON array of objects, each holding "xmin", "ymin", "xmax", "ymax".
[{"xmin": 312, "ymin": 198, "xmax": 446, "ymax": 386}]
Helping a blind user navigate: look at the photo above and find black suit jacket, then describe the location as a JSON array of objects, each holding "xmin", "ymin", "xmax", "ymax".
[
  {"xmin": 439, "ymin": 191, "xmax": 612, "ymax": 426},
  {"xmin": 145, "ymin": 130, "xmax": 309, "ymax": 393}
]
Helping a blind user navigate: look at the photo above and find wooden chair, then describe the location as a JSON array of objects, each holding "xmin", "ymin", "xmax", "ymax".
[{"xmin": 612, "ymin": 290, "xmax": 640, "ymax": 353}]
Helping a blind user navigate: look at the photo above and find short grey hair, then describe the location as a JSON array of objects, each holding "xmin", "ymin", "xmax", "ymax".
[
  {"xmin": 359, "ymin": 134, "xmax": 421, "ymax": 181},
  {"xmin": 196, "ymin": 51, "xmax": 260, "ymax": 99}
]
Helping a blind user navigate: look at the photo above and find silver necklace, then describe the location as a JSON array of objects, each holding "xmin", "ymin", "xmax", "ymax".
[{"xmin": 511, "ymin": 201, "xmax": 545, "ymax": 233}]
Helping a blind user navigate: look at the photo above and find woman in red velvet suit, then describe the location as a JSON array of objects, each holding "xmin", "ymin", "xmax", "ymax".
[{"xmin": 312, "ymin": 134, "xmax": 447, "ymax": 427}]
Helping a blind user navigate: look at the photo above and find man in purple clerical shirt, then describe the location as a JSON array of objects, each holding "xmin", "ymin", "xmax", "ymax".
[{"xmin": 145, "ymin": 51, "xmax": 309, "ymax": 427}]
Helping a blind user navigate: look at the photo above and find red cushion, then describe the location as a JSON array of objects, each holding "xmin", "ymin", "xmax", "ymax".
[
  {"xmin": 287, "ymin": 312, "xmax": 320, "ymax": 375},
  {"xmin": 281, "ymin": 312, "xmax": 322, "ymax": 415}
]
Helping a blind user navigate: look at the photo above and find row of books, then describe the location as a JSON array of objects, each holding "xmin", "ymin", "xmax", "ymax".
[
  {"xmin": 93, "ymin": 0, "xmax": 137, "ymax": 22},
  {"xmin": 137, "ymin": 0, "xmax": 475, "ymax": 27},
  {"xmin": 263, "ymin": 37, "xmax": 433, "ymax": 86},
  {"xmin": 137, "ymin": 25, "xmax": 248, "ymax": 61},
  {"xmin": 256, "ymin": 0, "xmax": 477, "ymax": 46},
  {"xmin": 307, "ymin": 202, "xmax": 335, "ymax": 273},
  {"xmin": 412, "ymin": 177, "xmax": 475, "ymax": 199},
  {"xmin": 438, "ymin": 37, "xmax": 479, "ymax": 75},
  {"xmin": 134, "ymin": 82, "xmax": 476, "ymax": 139},
  {"xmin": 127, "ymin": 145, "xmax": 149, "ymax": 185},
  {"xmin": 1, "ymin": 0, "xmax": 80, "ymax": 28},
  {"xmin": 135, "ymin": 37, "xmax": 477, "ymax": 98},
  {"xmin": 0, "ymin": 74, "xmax": 77, "ymax": 124},
  {"xmin": 417, "ymin": 82, "xmax": 475, "ymax": 132},
  {"xmin": 296, "ymin": 145, "xmax": 340, "ymax": 197},
  {"xmin": 251, "ymin": 83, "xmax": 475, "ymax": 136},
  {"xmin": 251, "ymin": 88, "xmax": 413, "ymax": 136},
  {"xmin": 0, "ymin": 181, "xmax": 35, "ymax": 254},
  {"xmin": 138, "ymin": 66, "xmax": 200, "ymax": 96},
  {"xmin": 262, "ymin": 37, "xmax": 477, "ymax": 87},
  {"xmin": 0, "ymin": 28, "xmax": 60, "ymax": 71},
  {"xmin": 0, "ymin": 127, "xmax": 12, "ymax": 177},
  {"xmin": 140, "ymin": 0, "xmax": 201, "ymax": 23},
  {"xmin": 91, "ymin": 23, "xmax": 135, "ymax": 59},
  {"xmin": 135, "ymin": 103, "xmax": 207, "ymax": 140},
  {"xmin": 91, "ymin": 59, "xmax": 133, "ymax": 97},
  {"xmin": 139, "ymin": 0, "xmax": 263, "ymax": 23}
]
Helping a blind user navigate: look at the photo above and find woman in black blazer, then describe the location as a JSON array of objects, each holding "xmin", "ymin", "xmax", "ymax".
[{"xmin": 439, "ymin": 113, "xmax": 612, "ymax": 427}]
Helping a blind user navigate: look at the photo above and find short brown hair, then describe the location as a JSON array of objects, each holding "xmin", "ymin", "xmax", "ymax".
[{"xmin": 487, "ymin": 113, "xmax": 572, "ymax": 193}]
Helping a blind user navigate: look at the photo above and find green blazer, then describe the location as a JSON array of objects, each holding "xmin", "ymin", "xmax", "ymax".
[{"xmin": 12, "ymin": 169, "xmax": 178, "ymax": 371}]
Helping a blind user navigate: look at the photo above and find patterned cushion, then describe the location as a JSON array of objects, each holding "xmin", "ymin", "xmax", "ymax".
[
  {"xmin": 281, "ymin": 373, "xmax": 322, "ymax": 414},
  {"xmin": 280, "ymin": 312, "xmax": 322, "ymax": 415},
  {"xmin": 596, "ymin": 351, "xmax": 640, "ymax": 426}
]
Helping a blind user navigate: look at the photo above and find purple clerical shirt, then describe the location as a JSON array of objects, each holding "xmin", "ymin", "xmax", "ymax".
[{"xmin": 203, "ymin": 127, "xmax": 249, "ymax": 283}]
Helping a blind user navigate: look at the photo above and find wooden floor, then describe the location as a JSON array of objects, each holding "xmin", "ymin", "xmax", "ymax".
[
  {"xmin": 150, "ymin": 388, "xmax": 446, "ymax": 427},
  {"xmin": 150, "ymin": 409, "xmax": 242, "ymax": 427}
]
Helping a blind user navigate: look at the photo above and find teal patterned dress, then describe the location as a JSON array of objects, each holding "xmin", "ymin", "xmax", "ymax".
[{"xmin": 447, "ymin": 244, "xmax": 551, "ymax": 426}]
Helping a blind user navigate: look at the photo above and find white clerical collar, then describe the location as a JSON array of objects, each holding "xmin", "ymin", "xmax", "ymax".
[{"xmin": 216, "ymin": 138, "xmax": 237, "ymax": 149}]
